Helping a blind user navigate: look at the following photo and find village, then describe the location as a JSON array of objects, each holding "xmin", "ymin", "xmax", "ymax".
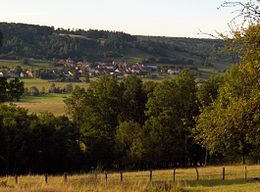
[{"xmin": 0, "ymin": 58, "xmax": 190, "ymax": 82}]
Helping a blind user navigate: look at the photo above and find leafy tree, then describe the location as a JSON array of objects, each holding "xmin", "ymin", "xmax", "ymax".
[
  {"xmin": 0, "ymin": 78, "xmax": 8, "ymax": 102},
  {"xmin": 29, "ymin": 86, "xmax": 40, "ymax": 96},
  {"xmin": 65, "ymin": 76, "xmax": 123, "ymax": 167},
  {"xmin": 119, "ymin": 75, "xmax": 147, "ymax": 124},
  {"xmin": 64, "ymin": 83, "xmax": 73, "ymax": 93},
  {"xmin": 0, "ymin": 78, "xmax": 24, "ymax": 101},
  {"xmin": 196, "ymin": 75, "xmax": 223, "ymax": 108},
  {"xmin": 8, "ymin": 78, "xmax": 24, "ymax": 101},
  {"xmin": 194, "ymin": 1, "xmax": 260, "ymax": 164},
  {"xmin": 115, "ymin": 121, "xmax": 143, "ymax": 168},
  {"xmin": 0, "ymin": 30, "xmax": 2, "ymax": 47},
  {"xmin": 143, "ymin": 70, "xmax": 200, "ymax": 166},
  {"xmin": 14, "ymin": 66, "xmax": 23, "ymax": 76}
]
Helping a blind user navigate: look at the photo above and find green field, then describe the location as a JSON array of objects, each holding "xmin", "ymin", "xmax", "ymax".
[
  {"xmin": 0, "ymin": 59, "xmax": 51, "ymax": 70},
  {"xmin": 22, "ymin": 78, "xmax": 90, "ymax": 90},
  {"xmin": 0, "ymin": 165, "xmax": 260, "ymax": 192},
  {"xmin": 9, "ymin": 79, "xmax": 91, "ymax": 116},
  {"xmin": 13, "ymin": 94, "xmax": 68, "ymax": 116}
]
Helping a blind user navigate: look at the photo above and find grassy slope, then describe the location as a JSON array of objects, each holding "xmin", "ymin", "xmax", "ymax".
[{"xmin": 0, "ymin": 165, "xmax": 259, "ymax": 192}]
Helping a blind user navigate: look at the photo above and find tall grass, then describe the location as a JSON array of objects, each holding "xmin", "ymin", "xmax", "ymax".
[{"xmin": 0, "ymin": 165, "xmax": 260, "ymax": 192}]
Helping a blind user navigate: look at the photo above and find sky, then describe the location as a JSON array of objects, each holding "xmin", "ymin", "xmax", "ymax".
[{"xmin": 0, "ymin": 0, "xmax": 249, "ymax": 38}]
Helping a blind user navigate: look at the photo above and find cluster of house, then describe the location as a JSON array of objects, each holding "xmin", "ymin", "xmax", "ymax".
[
  {"xmin": 0, "ymin": 58, "xmax": 186, "ymax": 80},
  {"xmin": 0, "ymin": 69, "xmax": 33, "ymax": 78},
  {"xmin": 57, "ymin": 58, "xmax": 183, "ymax": 77}
]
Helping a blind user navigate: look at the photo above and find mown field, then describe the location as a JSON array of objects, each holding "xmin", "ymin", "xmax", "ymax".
[{"xmin": 0, "ymin": 165, "xmax": 260, "ymax": 192}]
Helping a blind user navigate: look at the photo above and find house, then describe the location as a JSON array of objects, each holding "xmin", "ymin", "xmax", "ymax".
[
  {"xmin": 26, "ymin": 71, "xmax": 34, "ymax": 78},
  {"xmin": 167, "ymin": 68, "xmax": 181, "ymax": 75}
]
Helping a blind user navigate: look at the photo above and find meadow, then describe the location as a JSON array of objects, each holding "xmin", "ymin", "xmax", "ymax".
[
  {"xmin": 11, "ymin": 79, "xmax": 90, "ymax": 116},
  {"xmin": 13, "ymin": 94, "xmax": 68, "ymax": 116},
  {"xmin": 0, "ymin": 165, "xmax": 260, "ymax": 192}
]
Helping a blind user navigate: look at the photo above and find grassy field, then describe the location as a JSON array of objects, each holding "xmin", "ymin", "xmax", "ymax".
[
  {"xmin": 0, "ymin": 165, "xmax": 259, "ymax": 192},
  {"xmin": 0, "ymin": 59, "xmax": 51, "ymax": 70},
  {"xmin": 11, "ymin": 79, "xmax": 90, "ymax": 116},
  {"xmin": 22, "ymin": 78, "xmax": 90, "ymax": 90},
  {"xmin": 13, "ymin": 94, "xmax": 68, "ymax": 116}
]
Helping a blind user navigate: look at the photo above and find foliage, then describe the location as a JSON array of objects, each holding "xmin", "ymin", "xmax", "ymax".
[
  {"xmin": 0, "ymin": 104, "xmax": 82, "ymax": 174},
  {"xmin": 194, "ymin": 3, "xmax": 260, "ymax": 164},
  {"xmin": 0, "ymin": 77, "xmax": 24, "ymax": 101},
  {"xmin": 0, "ymin": 31, "xmax": 2, "ymax": 47}
]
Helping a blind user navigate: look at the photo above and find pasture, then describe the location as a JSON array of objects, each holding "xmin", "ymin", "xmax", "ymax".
[
  {"xmin": 0, "ymin": 165, "xmax": 260, "ymax": 192},
  {"xmin": 11, "ymin": 79, "xmax": 90, "ymax": 115},
  {"xmin": 22, "ymin": 78, "xmax": 90, "ymax": 90},
  {"xmin": 13, "ymin": 94, "xmax": 68, "ymax": 116}
]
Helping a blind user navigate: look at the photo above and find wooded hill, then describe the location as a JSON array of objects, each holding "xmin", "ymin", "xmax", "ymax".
[{"xmin": 0, "ymin": 22, "xmax": 236, "ymax": 70}]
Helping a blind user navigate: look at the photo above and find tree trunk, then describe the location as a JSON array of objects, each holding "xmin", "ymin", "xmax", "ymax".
[{"xmin": 204, "ymin": 149, "xmax": 208, "ymax": 167}]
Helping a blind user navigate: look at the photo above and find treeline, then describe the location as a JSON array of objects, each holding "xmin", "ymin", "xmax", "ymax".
[{"xmin": 0, "ymin": 22, "xmax": 234, "ymax": 68}]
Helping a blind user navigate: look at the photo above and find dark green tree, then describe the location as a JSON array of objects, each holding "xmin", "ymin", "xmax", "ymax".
[
  {"xmin": 8, "ymin": 78, "xmax": 24, "ymax": 101},
  {"xmin": 65, "ymin": 76, "xmax": 123, "ymax": 167},
  {"xmin": 143, "ymin": 70, "xmax": 200, "ymax": 167},
  {"xmin": 0, "ymin": 30, "xmax": 2, "ymax": 47},
  {"xmin": 0, "ymin": 78, "xmax": 8, "ymax": 102},
  {"xmin": 120, "ymin": 75, "xmax": 147, "ymax": 124}
]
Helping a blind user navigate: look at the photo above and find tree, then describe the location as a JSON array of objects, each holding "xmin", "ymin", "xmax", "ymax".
[
  {"xmin": 143, "ymin": 70, "xmax": 200, "ymax": 166},
  {"xmin": 0, "ymin": 78, "xmax": 25, "ymax": 101},
  {"xmin": 0, "ymin": 31, "xmax": 2, "ymax": 47},
  {"xmin": 64, "ymin": 83, "xmax": 73, "ymax": 93},
  {"xmin": 65, "ymin": 76, "xmax": 123, "ymax": 168},
  {"xmin": 194, "ymin": 1, "xmax": 260, "ymax": 164},
  {"xmin": 0, "ymin": 78, "xmax": 8, "ymax": 102},
  {"xmin": 115, "ymin": 121, "xmax": 143, "ymax": 168},
  {"xmin": 119, "ymin": 75, "xmax": 147, "ymax": 124},
  {"xmin": 196, "ymin": 75, "xmax": 223, "ymax": 108},
  {"xmin": 29, "ymin": 86, "xmax": 40, "ymax": 96},
  {"xmin": 8, "ymin": 78, "xmax": 24, "ymax": 101}
]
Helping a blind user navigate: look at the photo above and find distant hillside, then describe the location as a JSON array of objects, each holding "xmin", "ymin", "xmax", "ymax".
[{"xmin": 0, "ymin": 22, "xmax": 237, "ymax": 70}]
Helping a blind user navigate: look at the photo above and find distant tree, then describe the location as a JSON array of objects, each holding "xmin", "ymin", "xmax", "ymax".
[
  {"xmin": 83, "ymin": 69, "xmax": 90, "ymax": 83},
  {"xmin": 22, "ymin": 58, "xmax": 30, "ymax": 65},
  {"xmin": 49, "ymin": 83, "xmax": 56, "ymax": 93},
  {"xmin": 0, "ymin": 31, "xmax": 2, "ymax": 47},
  {"xmin": 64, "ymin": 84, "xmax": 73, "ymax": 93},
  {"xmin": 0, "ymin": 78, "xmax": 8, "ymax": 102},
  {"xmin": 29, "ymin": 86, "xmax": 40, "ymax": 96},
  {"xmin": 14, "ymin": 66, "xmax": 23, "ymax": 76}
]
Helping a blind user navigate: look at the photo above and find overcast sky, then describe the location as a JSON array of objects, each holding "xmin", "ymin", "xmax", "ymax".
[{"xmin": 0, "ymin": 0, "xmax": 250, "ymax": 37}]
